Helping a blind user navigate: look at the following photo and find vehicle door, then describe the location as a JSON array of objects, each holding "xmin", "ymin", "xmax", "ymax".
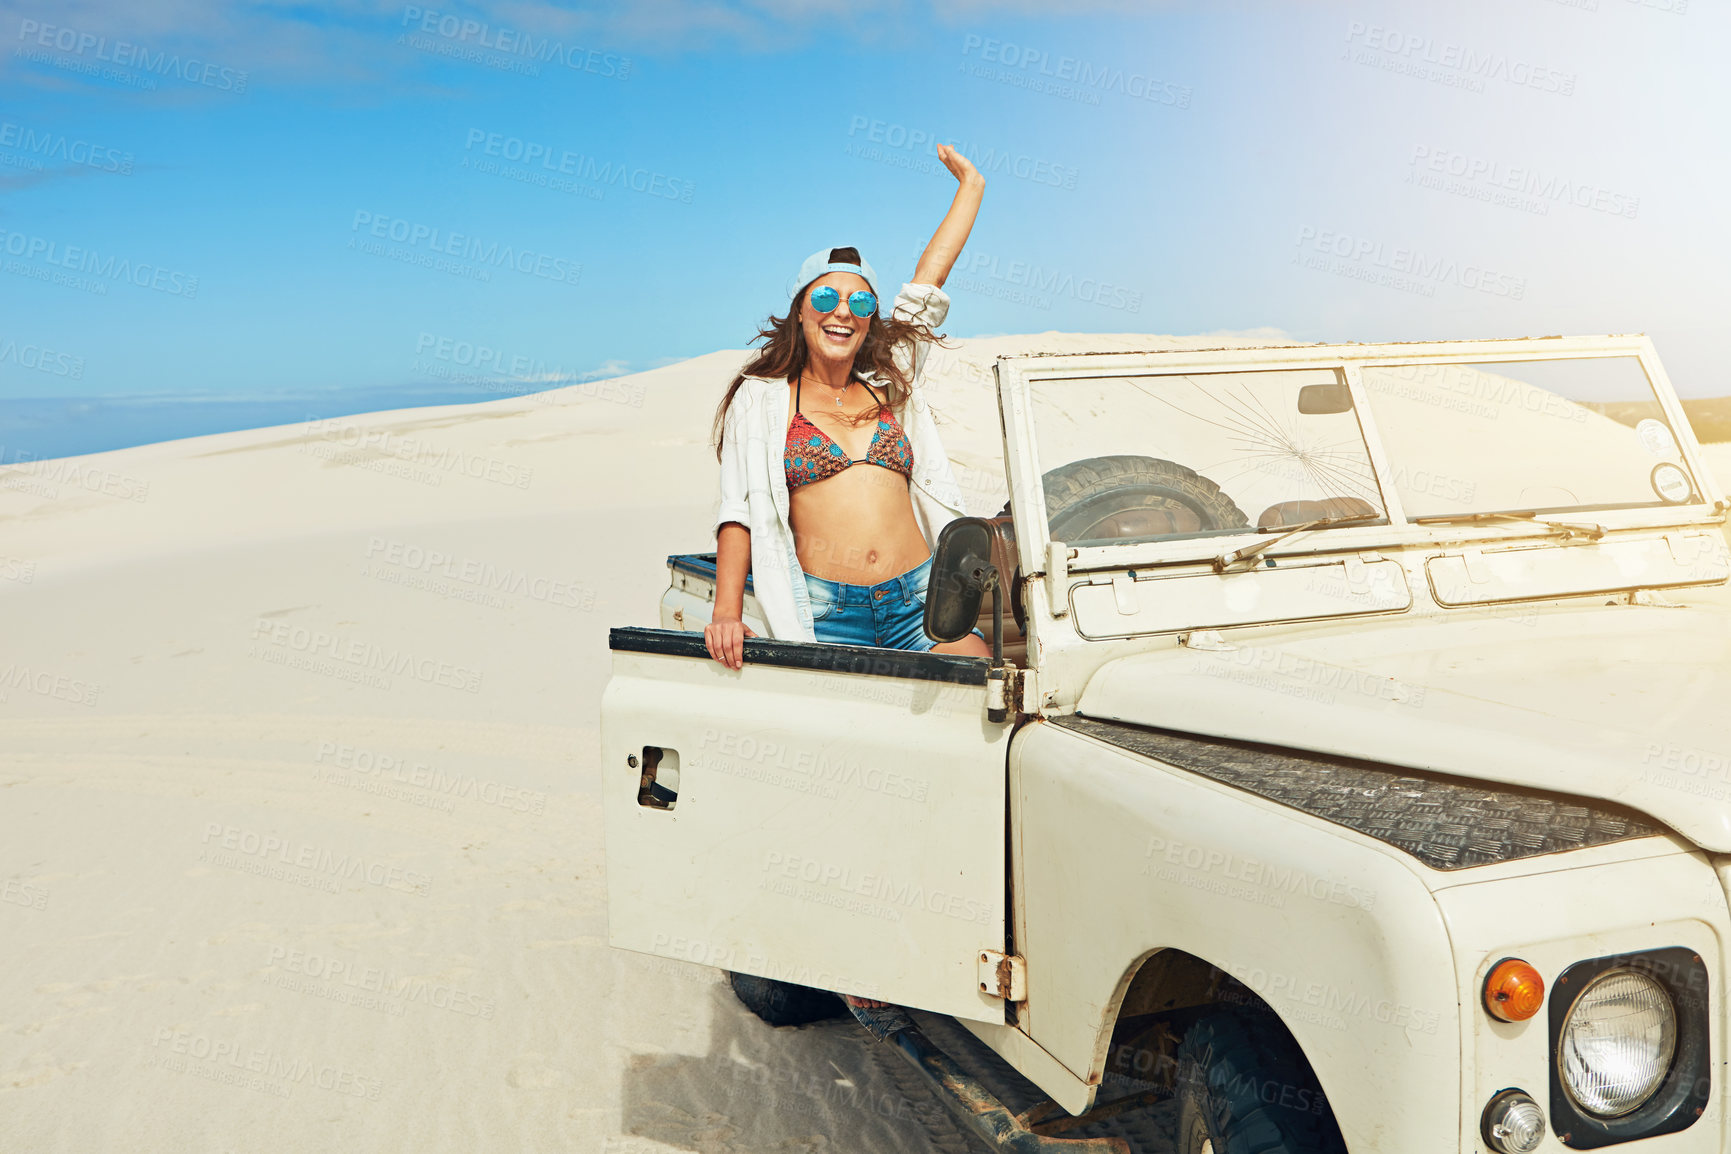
[{"xmin": 602, "ymin": 627, "xmax": 1011, "ymax": 1022}]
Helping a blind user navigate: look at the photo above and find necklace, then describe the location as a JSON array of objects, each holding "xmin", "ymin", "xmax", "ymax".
[{"xmin": 802, "ymin": 373, "xmax": 850, "ymax": 408}]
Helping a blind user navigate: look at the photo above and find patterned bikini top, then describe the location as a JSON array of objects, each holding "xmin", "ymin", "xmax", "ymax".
[{"xmin": 785, "ymin": 376, "xmax": 914, "ymax": 490}]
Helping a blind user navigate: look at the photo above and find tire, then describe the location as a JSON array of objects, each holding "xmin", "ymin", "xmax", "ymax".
[
  {"xmin": 726, "ymin": 971, "xmax": 849, "ymax": 1027},
  {"xmin": 1175, "ymin": 1008, "xmax": 1347, "ymax": 1154},
  {"xmin": 1040, "ymin": 455, "xmax": 1249, "ymax": 544}
]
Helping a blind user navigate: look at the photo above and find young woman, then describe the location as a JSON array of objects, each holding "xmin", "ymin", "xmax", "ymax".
[{"xmin": 704, "ymin": 144, "xmax": 990, "ymax": 672}]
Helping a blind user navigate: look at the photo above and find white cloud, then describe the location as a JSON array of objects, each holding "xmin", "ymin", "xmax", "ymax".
[{"xmin": 0, "ymin": 0, "xmax": 937, "ymax": 90}]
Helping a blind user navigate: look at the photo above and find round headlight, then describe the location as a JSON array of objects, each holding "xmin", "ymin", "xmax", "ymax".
[{"xmin": 1559, "ymin": 968, "xmax": 1677, "ymax": 1117}]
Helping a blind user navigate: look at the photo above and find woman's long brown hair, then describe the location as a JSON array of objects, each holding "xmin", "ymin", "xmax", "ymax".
[{"xmin": 712, "ymin": 247, "xmax": 944, "ymax": 459}]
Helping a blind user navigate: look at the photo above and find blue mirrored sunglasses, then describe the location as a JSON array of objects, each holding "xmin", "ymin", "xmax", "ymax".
[{"xmin": 808, "ymin": 285, "xmax": 878, "ymax": 318}]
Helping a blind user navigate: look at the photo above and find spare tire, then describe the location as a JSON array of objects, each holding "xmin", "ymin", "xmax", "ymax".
[{"xmin": 1041, "ymin": 455, "xmax": 1249, "ymax": 544}]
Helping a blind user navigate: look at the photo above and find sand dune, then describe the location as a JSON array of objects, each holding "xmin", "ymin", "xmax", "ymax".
[{"xmin": 1, "ymin": 330, "xmax": 1726, "ymax": 1153}]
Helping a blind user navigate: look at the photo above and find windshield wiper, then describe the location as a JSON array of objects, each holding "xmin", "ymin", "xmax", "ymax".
[
  {"xmin": 1413, "ymin": 510, "xmax": 1606, "ymax": 540},
  {"xmin": 1211, "ymin": 513, "xmax": 1383, "ymax": 574}
]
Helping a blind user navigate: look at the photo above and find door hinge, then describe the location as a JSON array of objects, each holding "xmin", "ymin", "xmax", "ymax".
[
  {"xmin": 985, "ymin": 663, "xmax": 1013, "ymax": 724},
  {"xmin": 1044, "ymin": 541, "xmax": 1071, "ymax": 617},
  {"xmin": 977, "ymin": 950, "xmax": 1027, "ymax": 1001},
  {"xmin": 987, "ymin": 665, "xmax": 1040, "ymax": 722},
  {"xmin": 1016, "ymin": 666, "xmax": 1039, "ymax": 714}
]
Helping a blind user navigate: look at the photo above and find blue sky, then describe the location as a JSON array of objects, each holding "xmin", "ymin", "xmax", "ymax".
[{"xmin": 0, "ymin": 0, "xmax": 1726, "ymax": 425}]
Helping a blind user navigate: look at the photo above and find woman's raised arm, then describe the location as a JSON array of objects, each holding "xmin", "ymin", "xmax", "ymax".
[{"xmin": 911, "ymin": 144, "xmax": 985, "ymax": 289}]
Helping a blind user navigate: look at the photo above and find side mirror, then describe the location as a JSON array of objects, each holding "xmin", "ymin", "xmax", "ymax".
[
  {"xmin": 924, "ymin": 517, "xmax": 998, "ymax": 644},
  {"xmin": 1297, "ymin": 383, "xmax": 1354, "ymax": 415}
]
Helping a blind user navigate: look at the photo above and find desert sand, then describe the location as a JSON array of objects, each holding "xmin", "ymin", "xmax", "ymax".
[{"xmin": 1, "ymin": 329, "xmax": 1725, "ymax": 1153}]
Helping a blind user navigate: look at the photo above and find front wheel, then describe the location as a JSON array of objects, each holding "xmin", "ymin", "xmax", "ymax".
[{"xmin": 1175, "ymin": 1008, "xmax": 1347, "ymax": 1154}]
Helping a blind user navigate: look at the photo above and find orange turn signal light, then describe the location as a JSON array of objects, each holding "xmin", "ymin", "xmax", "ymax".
[{"xmin": 1484, "ymin": 958, "xmax": 1545, "ymax": 1022}]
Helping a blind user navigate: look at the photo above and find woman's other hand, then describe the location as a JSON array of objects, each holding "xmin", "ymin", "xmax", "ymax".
[
  {"xmin": 704, "ymin": 616, "xmax": 756, "ymax": 671},
  {"xmin": 936, "ymin": 143, "xmax": 983, "ymax": 189},
  {"xmin": 914, "ymin": 146, "xmax": 986, "ymax": 288}
]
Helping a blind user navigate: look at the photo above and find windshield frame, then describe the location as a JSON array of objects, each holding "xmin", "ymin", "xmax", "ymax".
[{"xmin": 995, "ymin": 335, "xmax": 1723, "ymax": 577}]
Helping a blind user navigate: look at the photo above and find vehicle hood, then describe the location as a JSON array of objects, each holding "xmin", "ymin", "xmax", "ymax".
[{"xmin": 1074, "ymin": 602, "xmax": 1731, "ymax": 852}]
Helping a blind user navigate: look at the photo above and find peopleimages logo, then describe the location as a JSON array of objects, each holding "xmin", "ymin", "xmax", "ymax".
[
  {"xmin": 0, "ymin": 448, "xmax": 150, "ymax": 503},
  {"xmin": 249, "ymin": 617, "xmax": 484, "ymax": 694},
  {"xmin": 0, "ymin": 336, "xmax": 83, "ymax": 379},
  {"xmin": 1342, "ymin": 22, "xmax": 1576, "ymax": 95},
  {"xmin": 0, "ymin": 228, "xmax": 198, "ymax": 298},
  {"xmin": 398, "ymin": 6, "xmax": 631, "ymax": 78},
  {"xmin": 761, "ymin": 849, "xmax": 995, "ymax": 926},
  {"xmin": 462, "ymin": 130, "xmax": 693, "ymax": 202},
  {"xmin": 315, "ymin": 739, "xmax": 549, "ymax": 815},
  {"xmin": 364, "ymin": 535, "xmax": 597, "ymax": 613},
  {"xmin": 952, "ymin": 251, "xmax": 1143, "ymax": 313},
  {"xmin": 959, "ymin": 35, "xmax": 1192, "ymax": 108},
  {"xmin": 845, "ymin": 116, "xmax": 1079, "ymax": 190},
  {"xmin": 349, "ymin": 211, "xmax": 581, "ymax": 286},
  {"xmin": 264, "ymin": 945, "xmax": 496, "ymax": 1018},
  {"xmin": 299, "ymin": 416, "xmax": 534, "ymax": 489},
  {"xmin": 199, "ymin": 823, "xmax": 432, "ymax": 897},
  {"xmin": 15, "ymin": 19, "xmax": 249, "ymax": 92},
  {"xmin": 1407, "ymin": 145, "xmax": 1639, "ymax": 219},
  {"xmin": 1294, "ymin": 226, "xmax": 1526, "ymax": 300},
  {"xmin": 0, "ymin": 662, "xmax": 101, "ymax": 707},
  {"xmin": 0, "ymin": 120, "xmax": 132, "ymax": 174}
]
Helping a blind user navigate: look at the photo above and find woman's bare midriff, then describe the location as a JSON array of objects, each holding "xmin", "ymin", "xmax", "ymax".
[
  {"xmin": 786, "ymin": 383, "xmax": 930, "ymax": 585},
  {"xmin": 790, "ymin": 466, "xmax": 930, "ymax": 584}
]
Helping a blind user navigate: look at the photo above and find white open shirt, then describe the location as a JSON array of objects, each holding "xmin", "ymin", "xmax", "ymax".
[{"xmin": 713, "ymin": 282, "xmax": 970, "ymax": 641}]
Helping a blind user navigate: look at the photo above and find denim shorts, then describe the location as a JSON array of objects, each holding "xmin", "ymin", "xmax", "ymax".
[{"xmin": 805, "ymin": 555, "xmax": 984, "ymax": 652}]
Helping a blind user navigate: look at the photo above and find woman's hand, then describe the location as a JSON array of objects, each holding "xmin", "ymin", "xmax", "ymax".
[
  {"xmin": 936, "ymin": 143, "xmax": 983, "ymax": 189},
  {"xmin": 913, "ymin": 146, "xmax": 986, "ymax": 288},
  {"xmin": 708, "ymin": 522, "xmax": 753, "ymax": 670},
  {"xmin": 704, "ymin": 616, "xmax": 756, "ymax": 671}
]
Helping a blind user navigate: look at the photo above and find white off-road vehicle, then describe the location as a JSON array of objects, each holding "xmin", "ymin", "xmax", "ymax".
[{"xmin": 603, "ymin": 336, "xmax": 1731, "ymax": 1153}]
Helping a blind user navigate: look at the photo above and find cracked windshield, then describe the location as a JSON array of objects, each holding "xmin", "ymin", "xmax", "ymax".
[
  {"xmin": 1359, "ymin": 356, "xmax": 1701, "ymax": 519},
  {"xmin": 1028, "ymin": 368, "xmax": 1386, "ymax": 547}
]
